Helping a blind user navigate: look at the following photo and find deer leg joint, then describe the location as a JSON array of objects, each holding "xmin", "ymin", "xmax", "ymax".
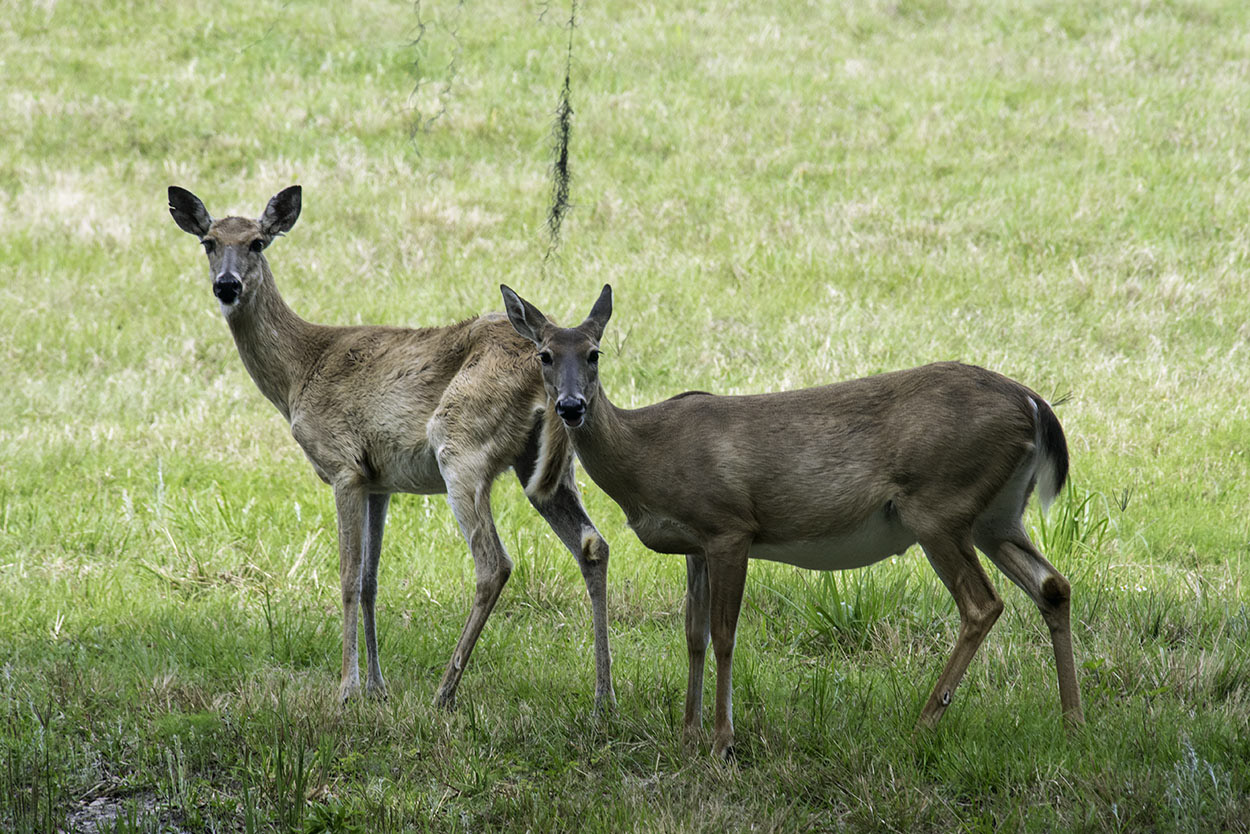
[
  {"xmin": 581, "ymin": 528, "xmax": 608, "ymax": 563},
  {"xmin": 1041, "ymin": 574, "xmax": 1071, "ymax": 607}
]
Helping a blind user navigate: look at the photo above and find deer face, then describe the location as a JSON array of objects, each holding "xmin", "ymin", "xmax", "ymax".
[
  {"xmin": 198, "ymin": 217, "xmax": 270, "ymax": 308},
  {"xmin": 501, "ymin": 284, "xmax": 613, "ymax": 429},
  {"xmin": 168, "ymin": 185, "xmax": 302, "ymax": 314},
  {"xmin": 536, "ymin": 326, "xmax": 603, "ymax": 427}
]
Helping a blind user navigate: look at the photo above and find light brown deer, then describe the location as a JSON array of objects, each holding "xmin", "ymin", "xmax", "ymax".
[
  {"xmin": 167, "ymin": 185, "xmax": 614, "ymax": 710},
  {"xmin": 502, "ymin": 283, "xmax": 1083, "ymax": 757}
]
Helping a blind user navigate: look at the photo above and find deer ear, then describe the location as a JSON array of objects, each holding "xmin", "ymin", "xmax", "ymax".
[
  {"xmin": 168, "ymin": 186, "xmax": 212, "ymax": 237},
  {"xmin": 260, "ymin": 185, "xmax": 302, "ymax": 237},
  {"xmin": 501, "ymin": 285, "xmax": 550, "ymax": 345},
  {"xmin": 581, "ymin": 284, "xmax": 613, "ymax": 340}
]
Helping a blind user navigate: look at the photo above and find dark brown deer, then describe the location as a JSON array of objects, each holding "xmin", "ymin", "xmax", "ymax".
[
  {"xmin": 502, "ymin": 283, "xmax": 1082, "ymax": 757},
  {"xmin": 167, "ymin": 186, "xmax": 614, "ymax": 710}
]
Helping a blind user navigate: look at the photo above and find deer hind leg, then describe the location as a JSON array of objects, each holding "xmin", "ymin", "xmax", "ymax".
[
  {"xmin": 521, "ymin": 466, "xmax": 616, "ymax": 712},
  {"xmin": 434, "ymin": 469, "xmax": 512, "ymax": 711},
  {"xmin": 333, "ymin": 482, "xmax": 368, "ymax": 702},
  {"xmin": 683, "ymin": 553, "xmax": 711, "ymax": 745},
  {"xmin": 976, "ymin": 524, "xmax": 1084, "ymax": 726},
  {"xmin": 360, "ymin": 492, "xmax": 390, "ymax": 698},
  {"xmin": 916, "ymin": 532, "xmax": 1004, "ymax": 728}
]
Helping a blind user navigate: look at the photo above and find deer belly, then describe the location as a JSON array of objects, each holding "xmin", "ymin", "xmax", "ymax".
[
  {"xmin": 388, "ymin": 445, "xmax": 447, "ymax": 494},
  {"xmin": 750, "ymin": 510, "xmax": 916, "ymax": 570},
  {"xmin": 627, "ymin": 512, "xmax": 703, "ymax": 555}
]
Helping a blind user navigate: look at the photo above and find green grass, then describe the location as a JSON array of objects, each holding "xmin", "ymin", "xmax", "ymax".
[{"xmin": 3, "ymin": 0, "xmax": 1250, "ymax": 830}]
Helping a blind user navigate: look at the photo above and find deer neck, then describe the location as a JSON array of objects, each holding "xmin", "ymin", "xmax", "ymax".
[
  {"xmin": 568, "ymin": 389, "xmax": 648, "ymax": 509},
  {"xmin": 223, "ymin": 265, "xmax": 323, "ymax": 421}
]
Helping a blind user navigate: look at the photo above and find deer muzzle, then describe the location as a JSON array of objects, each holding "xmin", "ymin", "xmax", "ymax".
[
  {"xmin": 213, "ymin": 274, "xmax": 242, "ymax": 305},
  {"xmin": 555, "ymin": 396, "xmax": 587, "ymax": 427}
]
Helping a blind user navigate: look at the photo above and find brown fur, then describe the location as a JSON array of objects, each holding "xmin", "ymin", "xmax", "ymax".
[
  {"xmin": 504, "ymin": 283, "xmax": 1082, "ymax": 758},
  {"xmin": 168, "ymin": 186, "xmax": 614, "ymax": 710}
]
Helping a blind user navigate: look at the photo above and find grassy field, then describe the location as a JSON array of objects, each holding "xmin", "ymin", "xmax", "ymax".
[{"xmin": 3, "ymin": 0, "xmax": 1249, "ymax": 830}]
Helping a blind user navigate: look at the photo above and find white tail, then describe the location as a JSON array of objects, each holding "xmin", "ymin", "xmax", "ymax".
[
  {"xmin": 167, "ymin": 186, "xmax": 614, "ymax": 710},
  {"xmin": 503, "ymin": 283, "xmax": 1082, "ymax": 757}
]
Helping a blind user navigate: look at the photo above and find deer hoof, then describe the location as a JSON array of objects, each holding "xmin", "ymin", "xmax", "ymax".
[
  {"xmin": 433, "ymin": 688, "xmax": 457, "ymax": 712},
  {"xmin": 591, "ymin": 692, "xmax": 617, "ymax": 719}
]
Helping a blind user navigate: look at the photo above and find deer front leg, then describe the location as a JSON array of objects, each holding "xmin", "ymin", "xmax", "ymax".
[
  {"xmin": 683, "ymin": 553, "xmax": 710, "ymax": 746},
  {"xmin": 334, "ymin": 483, "xmax": 368, "ymax": 701},
  {"xmin": 705, "ymin": 541, "xmax": 750, "ymax": 759},
  {"xmin": 579, "ymin": 527, "xmax": 614, "ymax": 714},
  {"xmin": 361, "ymin": 492, "xmax": 391, "ymax": 698},
  {"xmin": 524, "ymin": 475, "xmax": 616, "ymax": 713},
  {"xmin": 434, "ymin": 478, "xmax": 512, "ymax": 710}
]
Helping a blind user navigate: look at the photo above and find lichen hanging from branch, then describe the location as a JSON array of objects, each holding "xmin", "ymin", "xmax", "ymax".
[{"xmin": 545, "ymin": 0, "xmax": 577, "ymax": 259}]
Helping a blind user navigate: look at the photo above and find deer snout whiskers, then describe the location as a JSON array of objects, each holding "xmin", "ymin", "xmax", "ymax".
[{"xmin": 556, "ymin": 396, "xmax": 586, "ymax": 427}]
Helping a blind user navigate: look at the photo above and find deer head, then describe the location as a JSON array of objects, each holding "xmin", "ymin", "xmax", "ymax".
[
  {"xmin": 168, "ymin": 185, "xmax": 302, "ymax": 313},
  {"xmin": 502, "ymin": 283, "xmax": 613, "ymax": 428}
]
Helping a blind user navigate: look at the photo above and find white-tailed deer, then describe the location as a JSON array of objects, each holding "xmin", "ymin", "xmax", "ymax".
[
  {"xmin": 502, "ymin": 283, "xmax": 1083, "ymax": 757},
  {"xmin": 167, "ymin": 185, "xmax": 614, "ymax": 711}
]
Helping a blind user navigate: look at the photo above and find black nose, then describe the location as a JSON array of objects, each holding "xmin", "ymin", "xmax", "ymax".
[
  {"xmin": 555, "ymin": 397, "xmax": 586, "ymax": 426},
  {"xmin": 213, "ymin": 276, "xmax": 242, "ymax": 304}
]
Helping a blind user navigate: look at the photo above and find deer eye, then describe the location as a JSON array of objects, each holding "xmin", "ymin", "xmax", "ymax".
[
  {"xmin": 201, "ymin": 239, "xmax": 216, "ymax": 254},
  {"xmin": 538, "ymin": 351, "xmax": 553, "ymax": 366},
  {"xmin": 249, "ymin": 239, "xmax": 265, "ymax": 253},
  {"xmin": 587, "ymin": 350, "xmax": 601, "ymax": 365}
]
